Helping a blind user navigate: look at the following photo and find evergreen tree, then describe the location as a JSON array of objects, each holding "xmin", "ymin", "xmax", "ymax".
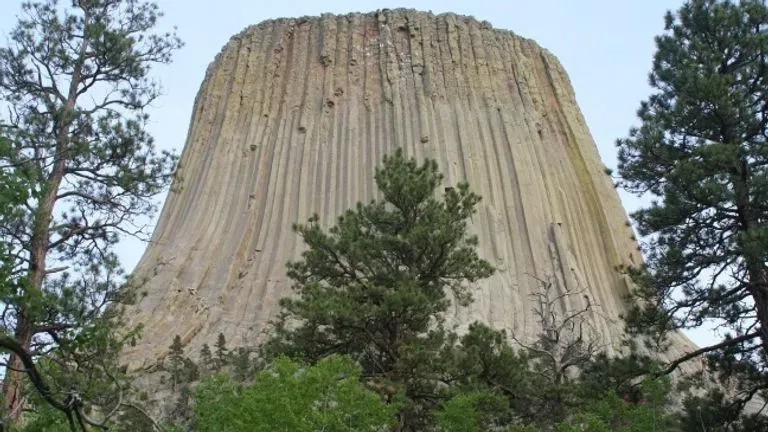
[
  {"xmin": 434, "ymin": 390, "xmax": 510, "ymax": 432},
  {"xmin": 680, "ymin": 388, "xmax": 768, "ymax": 432},
  {"xmin": 198, "ymin": 343, "xmax": 213, "ymax": 371},
  {"xmin": 164, "ymin": 336, "xmax": 198, "ymax": 427},
  {"xmin": 617, "ymin": 0, "xmax": 768, "ymax": 411},
  {"xmin": 168, "ymin": 336, "xmax": 186, "ymax": 391},
  {"xmin": 0, "ymin": 0, "xmax": 181, "ymax": 427},
  {"xmin": 263, "ymin": 149, "xmax": 494, "ymax": 429},
  {"xmin": 213, "ymin": 333, "xmax": 229, "ymax": 370}
]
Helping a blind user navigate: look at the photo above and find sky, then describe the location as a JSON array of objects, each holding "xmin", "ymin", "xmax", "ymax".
[{"xmin": 2, "ymin": 0, "xmax": 718, "ymax": 344}]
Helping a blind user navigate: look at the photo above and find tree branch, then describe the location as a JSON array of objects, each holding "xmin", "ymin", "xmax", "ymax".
[
  {"xmin": 0, "ymin": 333, "xmax": 68, "ymax": 413},
  {"xmin": 657, "ymin": 331, "xmax": 761, "ymax": 377}
]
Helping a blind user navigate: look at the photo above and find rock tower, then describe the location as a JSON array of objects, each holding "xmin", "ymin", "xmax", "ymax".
[{"xmin": 122, "ymin": 10, "xmax": 692, "ymax": 370}]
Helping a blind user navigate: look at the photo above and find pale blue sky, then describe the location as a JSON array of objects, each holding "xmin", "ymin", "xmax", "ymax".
[{"xmin": 4, "ymin": 0, "xmax": 716, "ymax": 344}]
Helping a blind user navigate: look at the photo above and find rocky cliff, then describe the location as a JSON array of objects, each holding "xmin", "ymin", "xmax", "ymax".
[{"xmin": 122, "ymin": 9, "xmax": 693, "ymax": 370}]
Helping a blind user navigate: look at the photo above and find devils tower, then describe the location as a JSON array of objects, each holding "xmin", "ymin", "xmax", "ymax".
[{"xmin": 122, "ymin": 9, "xmax": 692, "ymax": 370}]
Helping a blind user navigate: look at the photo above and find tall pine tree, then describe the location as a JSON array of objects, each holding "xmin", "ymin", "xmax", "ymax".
[
  {"xmin": 0, "ymin": 0, "xmax": 181, "ymax": 427},
  {"xmin": 264, "ymin": 149, "xmax": 494, "ymax": 430},
  {"xmin": 617, "ymin": 0, "xmax": 768, "ymax": 409}
]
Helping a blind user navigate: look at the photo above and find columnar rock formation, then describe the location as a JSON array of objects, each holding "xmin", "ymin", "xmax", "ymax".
[{"xmin": 122, "ymin": 9, "xmax": 692, "ymax": 370}]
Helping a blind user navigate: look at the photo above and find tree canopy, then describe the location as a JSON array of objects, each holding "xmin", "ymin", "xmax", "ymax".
[
  {"xmin": 617, "ymin": 0, "xmax": 768, "ymax": 414},
  {"xmin": 263, "ymin": 149, "xmax": 494, "ymax": 429},
  {"xmin": 195, "ymin": 356, "xmax": 398, "ymax": 432}
]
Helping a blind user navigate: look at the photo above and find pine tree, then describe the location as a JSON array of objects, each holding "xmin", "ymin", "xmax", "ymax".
[
  {"xmin": 263, "ymin": 149, "xmax": 494, "ymax": 429},
  {"xmin": 214, "ymin": 333, "xmax": 229, "ymax": 370},
  {"xmin": 168, "ymin": 336, "xmax": 186, "ymax": 392},
  {"xmin": 199, "ymin": 343, "xmax": 213, "ymax": 371},
  {"xmin": 0, "ymin": 0, "xmax": 181, "ymax": 426},
  {"xmin": 617, "ymin": 0, "xmax": 768, "ymax": 411}
]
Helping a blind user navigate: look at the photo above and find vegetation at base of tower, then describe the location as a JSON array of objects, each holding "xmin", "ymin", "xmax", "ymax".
[
  {"xmin": 176, "ymin": 331, "xmax": 679, "ymax": 432},
  {"xmin": 195, "ymin": 356, "xmax": 399, "ymax": 432},
  {"xmin": 0, "ymin": 0, "xmax": 181, "ymax": 429},
  {"xmin": 161, "ymin": 333, "xmax": 259, "ymax": 428},
  {"xmin": 615, "ymin": 0, "xmax": 768, "ymax": 419}
]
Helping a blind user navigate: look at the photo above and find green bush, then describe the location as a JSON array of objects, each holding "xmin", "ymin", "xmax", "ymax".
[{"xmin": 194, "ymin": 355, "xmax": 397, "ymax": 432}]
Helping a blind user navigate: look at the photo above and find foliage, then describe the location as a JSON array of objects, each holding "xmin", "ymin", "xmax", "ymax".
[
  {"xmin": 432, "ymin": 374, "xmax": 677, "ymax": 432},
  {"xmin": 0, "ymin": 0, "xmax": 181, "ymax": 427},
  {"xmin": 434, "ymin": 390, "xmax": 509, "ymax": 432},
  {"xmin": 578, "ymin": 352, "xmax": 660, "ymax": 403},
  {"xmin": 157, "ymin": 333, "xmax": 261, "ymax": 429},
  {"xmin": 573, "ymin": 380, "xmax": 674, "ymax": 432},
  {"xmin": 679, "ymin": 388, "xmax": 768, "ymax": 432},
  {"xmin": 0, "ymin": 132, "xmax": 27, "ymax": 319},
  {"xmin": 167, "ymin": 335, "xmax": 199, "ymax": 391},
  {"xmin": 21, "ymin": 400, "xmax": 178, "ymax": 432},
  {"xmin": 445, "ymin": 323, "xmax": 541, "ymax": 424},
  {"xmin": 554, "ymin": 393, "xmax": 676, "ymax": 432},
  {"xmin": 434, "ymin": 277, "xmax": 607, "ymax": 427},
  {"xmin": 263, "ymin": 148, "xmax": 494, "ymax": 429},
  {"xmin": 504, "ymin": 276, "xmax": 606, "ymax": 423},
  {"xmin": 616, "ymin": 0, "xmax": 768, "ymax": 417},
  {"xmin": 253, "ymin": 150, "xmax": 687, "ymax": 431},
  {"xmin": 441, "ymin": 323, "xmax": 678, "ymax": 431},
  {"xmin": 194, "ymin": 356, "xmax": 398, "ymax": 432}
]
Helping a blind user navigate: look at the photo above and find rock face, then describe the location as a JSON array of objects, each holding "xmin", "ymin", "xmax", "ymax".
[{"xmin": 123, "ymin": 9, "xmax": 692, "ymax": 369}]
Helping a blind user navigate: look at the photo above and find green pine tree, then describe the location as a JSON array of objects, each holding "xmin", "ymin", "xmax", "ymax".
[
  {"xmin": 263, "ymin": 149, "xmax": 494, "ymax": 430},
  {"xmin": 167, "ymin": 336, "xmax": 186, "ymax": 391},
  {"xmin": 617, "ymin": 0, "xmax": 768, "ymax": 418},
  {"xmin": 0, "ymin": 0, "xmax": 181, "ymax": 428},
  {"xmin": 199, "ymin": 343, "xmax": 213, "ymax": 372},
  {"xmin": 214, "ymin": 333, "xmax": 229, "ymax": 371}
]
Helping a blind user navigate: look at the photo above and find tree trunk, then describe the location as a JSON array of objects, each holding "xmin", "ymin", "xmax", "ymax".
[
  {"xmin": 748, "ymin": 269, "xmax": 768, "ymax": 351},
  {"xmin": 1, "ymin": 19, "xmax": 88, "ymax": 419},
  {"xmin": 2, "ymin": 321, "xmax": 32, "ymax": 420},
  {"xmin": 2, "ymin": 143, "xmax": 68, "ymax": 420},
  {"xmin": 733, "ymin": 159, "xmax": 768, "ymax": 351}
]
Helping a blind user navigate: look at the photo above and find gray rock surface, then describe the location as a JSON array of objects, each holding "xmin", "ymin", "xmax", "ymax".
[{"xmin": 122, "ymin": 9, "xmax": 694, "ymax": 370}]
